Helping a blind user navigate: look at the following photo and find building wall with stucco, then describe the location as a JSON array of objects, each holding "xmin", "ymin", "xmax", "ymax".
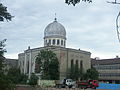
[{"xmin": 18, "ymin": 46, "xmax": 91, "ymax": 80}]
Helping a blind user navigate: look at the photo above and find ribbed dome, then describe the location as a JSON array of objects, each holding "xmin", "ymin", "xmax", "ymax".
[{"xmin": 44, "ymin": 20, "xmax": 66, "ymax": 39}]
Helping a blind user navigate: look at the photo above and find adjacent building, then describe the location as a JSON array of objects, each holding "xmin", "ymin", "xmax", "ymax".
[
  {"xmin": 4, "ymin": 58, "xmax": 18, "ymax": 69},
  {"xmin": 91, "ymin": 57, "xmax": 120, "ymax": 84},
  {"xmin": 0, "ymin": 56, "xmax": 18, "ymax": 71},
  {"xmin": 18, "ymin": 18, "xmax": 91, "ymax": 80}
]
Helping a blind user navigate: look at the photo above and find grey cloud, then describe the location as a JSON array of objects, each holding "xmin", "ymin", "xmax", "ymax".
[{"xmin": 1, "ymin": 0, "xmax": 120, "ymax": 59}]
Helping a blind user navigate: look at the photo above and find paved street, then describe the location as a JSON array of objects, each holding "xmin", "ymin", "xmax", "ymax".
[
  {"xmin": 52, "ymin": 88, "xmax": 120, "ymax": 90},
  {"xmin": 40, "ymin": 88, "xmax": 106, "ymax": 90}
]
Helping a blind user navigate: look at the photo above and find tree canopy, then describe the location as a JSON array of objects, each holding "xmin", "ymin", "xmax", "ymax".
[
  {"xmin": 68, "ymin": 60, "xmax": 84, "ymax": 80},
  {"xmin": 84, "ymin": 67, "xmax": 99, "ymax": 80},
  {"xmin": 7, "ymin": 67, "xmax": 28, "ymax": 84},
  {"xmin": 28, "ymin": 73, "xmax": 38, "ymax": 86},
  {"xmin": 0, "ymin": 3, "xmax": 13, "ymax": 21},
  {"xmin": 65, "ymin": 0, "xmax": 92, "ymax": 6},
  {"xmin": 68, "ymin": 61, "xmax": 99, "ymax": 80},
  {"xmin": 0, "ymin": 39, "xmax": 6, "ymax": 56},
  {"xmin": 0, "ymin": 39, "xmax": 7, "ymax": 74},
  {"xmin": 69, "ymin": 62, "xmax": 80, "ymax": 80},
  {"xmin": 0, "ymin": 39, "xmax": 15, "ymax": 90},
  {"xmin": 0, "ymin": 2, "xmax": 14, "ymax": 89},
  {"xmin": 36, "ymin": 50, "xmax": 60, "ymax": 80}
]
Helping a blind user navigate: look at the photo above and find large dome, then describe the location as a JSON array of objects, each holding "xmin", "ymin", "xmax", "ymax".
[{"xmin": 44, "ymin": 19, "xmax": 66, "ymax": 39}]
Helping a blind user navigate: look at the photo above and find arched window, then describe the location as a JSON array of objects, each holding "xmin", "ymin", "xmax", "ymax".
[
  {"xmin": 57, "ymin": 39, "xmax": 60, "ymax": 45},
  {"xmin": 61, "ymin": 40, "xmax": 63, "ymax": 45},
  {"xmin": 35, "ymin": 61, "xmax": 40, "ymax": 73},
  {"xmin": 53, "ymin": 39, "xmax": 55, "ymax": 45}
]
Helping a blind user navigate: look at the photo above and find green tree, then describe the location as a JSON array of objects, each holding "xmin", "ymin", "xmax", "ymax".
[
  {"xmin": 0, "ymin": 3, "xmax": 13, "ymax": 21},
  {"xmin": 28, "ymin": 73, "xmax": 38, "ymax": 86},
  {"xmin": 0, "ymin": 39, "xmax": 6, "ymax": 73},
  {"xmin": 65, "ymin": 0, "xmax": 92, "ymax": 6},
  {"xmin": 7, "ymin": 67, "xmax": 28, "ymax": 84},
  {"xmin": 68, "ymin": 60, "xmax": 84, "ymax": 80},
  {"xmin": 69, "ymin": 62, "xmax": 98, "ymax": 80},
  {"xmin": 79, "ymin": 60, "xmax": 84, "ymax": 80},
  {"xmin": 49, "ymin": 57, "xmax": 59, "ymax": 80},
  {"xmin": 69, "ymin": 64, "xmax": 75, "ymax": 79},
  {"xmin": 84, "ymin": 67, "xmax": 99, "ymax": 80},
  {"xmin": 19, "ymin": 73, "xmax": 28, "ymax": 84},
  {"xmin": 0, "ymin": 3, "xmax": 13, "ymax": 89},
  {"xmin": 7, "ymin": 68, "xmax": 20, "ymax": 84},
  {"xmin": 74, "ymin": 61, "xmax": 79, "ymax": 80},
  {"xmin": 0, "ymin": 74, "xmax": 14, "ymax": 90},
  {"xmin": 36, "ymin": 50, "xmax": 60, "ymax": 80},
  {"xmin": 0, "ymin": 39, "xmax": 14, "ymax": 90},
  {"xmin": 69, "ymin": 63, "xmax": 80, "ymax": 80}
]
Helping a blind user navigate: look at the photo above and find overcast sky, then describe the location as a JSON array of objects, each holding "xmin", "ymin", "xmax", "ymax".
[{"xmin": 0, "ymin": 0, "xmax": 120, "ymax": 59}]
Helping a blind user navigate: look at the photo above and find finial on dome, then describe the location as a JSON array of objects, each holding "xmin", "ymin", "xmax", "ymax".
[{"xmin": 54, "ymin": 13, "xmax": 57, "ymax": 21}]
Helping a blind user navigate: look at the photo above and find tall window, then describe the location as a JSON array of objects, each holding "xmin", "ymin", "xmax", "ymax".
[
  {"xmin": 71, "ymin": 59, "xmax": 74, "ymax": 68},
  {"xmin": 23, "ymin": 61, "xmax": 24, "ymax": 66},
  {"xmin": 76, "ymin": 60, "xmax": 78, "ymax": 68},
  {"xmin": 61, "ymin": 40, "xmax": 63, "ymax": 45},
  {"xmin": 49, "ymin": 39, "xmax": 51, "ymax": 45},
  {"xmin": 27, "ymin": 61, "xmax": 29, "ymax": 73},
  {"xmin": 80, "ymin": 60, "xmax": 83, "ymax": 69},
  {"xmin": 53, "ymin": 39, "xmax": 55, "ymax": 45},
  {"xmin": 64, "ymin": 41, "xmax": 65, "ymax": 46},
  {"xmin": 20, "ymin": 61, "xmax": 21, "ymax": 67},
  {"xmin": 45, "ymin": 40, "xmax": 47, "ymax": 45},
  {"xmin": 57, "ymin": 39, "xmax": 60, "ymax": 45}
]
